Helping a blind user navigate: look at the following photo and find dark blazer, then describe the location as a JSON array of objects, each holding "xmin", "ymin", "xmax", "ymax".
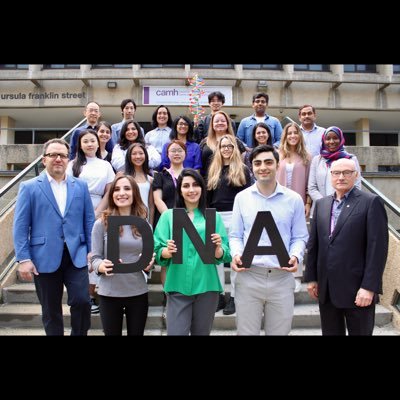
[
  {"xmin": 305, "ymin": 187, "xmax": 388, "ymax": 308},
  {"xmin": 13, "ymin": 172, "xmax": 95, "ymax": 273}
]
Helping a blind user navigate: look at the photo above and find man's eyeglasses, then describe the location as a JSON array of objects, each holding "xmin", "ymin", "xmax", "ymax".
[
  {"xmin": 221, "ymin": 144, "xmax": 234, "ymax": 150},
  {"xmin": 44, "ymin": 153, "xmax": 69, "ymax": 160},
  {"xmin": 330, "ymin": 170, "xmax": 355, "ymax": 177}
]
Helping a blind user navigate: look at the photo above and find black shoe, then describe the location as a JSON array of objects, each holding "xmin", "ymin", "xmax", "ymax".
[
  {"xmin": 216, "ymin": 294, "xmax": 226, "ymax": 312},
  {"xmin": 223, "ymin": 297, "xmax": 235, "ymax": 315},
  {"xmin": 90, "ymin": 298, "xmax": 100, "ymax": 314}
]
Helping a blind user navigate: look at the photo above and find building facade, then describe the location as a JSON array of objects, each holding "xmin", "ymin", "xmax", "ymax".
[{"xmin": 1, "ymin": 64, "xmax": 400, "ymax": 172}]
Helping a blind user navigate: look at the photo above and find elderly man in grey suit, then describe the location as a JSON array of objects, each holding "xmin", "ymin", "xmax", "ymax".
[{"xmin": 305, "ymin": 158, "xmax": 388, "ymax": 335}]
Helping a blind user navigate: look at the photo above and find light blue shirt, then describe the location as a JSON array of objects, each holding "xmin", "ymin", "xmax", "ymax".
[
  {"xmin": 237, "ymin": 114, "xmax": 282, "ymax": 148},
  {"xmin": 229, "ymin": 182, "xmax": 309, "ymax": 267},
  {"xmin": 300, "ymin": 124, "xmax": 325, "ymax": 157},
  {"xmin": 145, "ymin": 127, "xmax": 172, "ymax": 154}
]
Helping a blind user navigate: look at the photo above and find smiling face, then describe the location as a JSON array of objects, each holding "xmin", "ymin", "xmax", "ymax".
[
  {"xmin": 168, "ymin": 142, "xmax": 185, "ymax": 165},
  {"xmin": 255, "ymin": 126, "xmax": 270, "ymax": 145},
  {"xmin": 97, "ymin": 123, "xmax": 112, "ymax": 146},
  {"xmin": 130, "ymin": 145, "xmax": 145, "ymax": 168},
  {"xmin": 125, "ymin": 122, "xmax": 139, "ymax": 142},
  {"xmin": 212, "ymin": 112, "xmax": 228, "ymax": 135},
  {"xmin": 330, "ymin": 158, "xmax": 358, "ymax": 196},
  {"xmin": 324, "ymin": 131, "xmax": 341, "ymax": 152},
  {"xmin": 180, "ymin": 175, "xmax": 201, "ymax": 209},
  {"xmin": 42, "ymin": 142, "xmax": 69, "ymax": 180},
  {"xmin": 80, "ymin": 132, "xmax": 99, "ymax": 157},
  {"xmin": 286, "ymin": 125, "xmax": 300, "ymax": 148},
  {"xmin": 112, "ymin": 177, "xmax": 133, "ymax": 210},
  {"xmin": 252, "ymin": 151, "xmax": 278, "ymax": 185},
  {"xmin": 219, "ymin": 137, "xmax": 234, "ymax": 162}
]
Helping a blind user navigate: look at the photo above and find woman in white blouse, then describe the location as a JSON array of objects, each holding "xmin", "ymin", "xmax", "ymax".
[{"xmin": 111, "ymin": 120, "xmax": 160, "ymax": 172}]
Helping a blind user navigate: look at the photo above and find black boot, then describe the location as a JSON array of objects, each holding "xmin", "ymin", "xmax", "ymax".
[
  {"xmin": 216, "ymin": 294, "xmax": 226, "ymax": 312},
  {"xmin": 223, "ymin": 296, "xmax": 235, "ymax": 315}
]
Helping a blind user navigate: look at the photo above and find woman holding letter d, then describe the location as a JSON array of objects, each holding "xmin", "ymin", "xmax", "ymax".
[
  {"xmin": 154, "ymin": 168, "xmax": 231, "ymax": 335},
  {"xmin": 91, "ymin": 175, "xmax": 154, "ymax": 335}
]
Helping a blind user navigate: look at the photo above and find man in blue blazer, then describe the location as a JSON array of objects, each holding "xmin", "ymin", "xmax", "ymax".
[
  {"xmin": 305, "ymin": 158, "xmax": 388, "ymax": 335},
  {"xmin": 13, "ymin": 138, "xmax": 95, "ymax": 335}
]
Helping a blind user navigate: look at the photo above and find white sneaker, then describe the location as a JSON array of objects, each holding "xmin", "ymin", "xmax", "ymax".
[{"xmin": 294, "ymin": 278, "xmax": 302, "ymax": 293}]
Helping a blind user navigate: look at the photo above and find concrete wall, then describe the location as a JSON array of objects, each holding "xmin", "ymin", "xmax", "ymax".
[
  {"xmin": 381, "ymin": 233, "xmax": 400, "ymax": 329},
  {"xmin": 347, "ymin": 146, "xmax": 400, "ymax": 172},
  {"xmin": 0, "ymin": 145, "xmax": 42, "ymax": 170}
]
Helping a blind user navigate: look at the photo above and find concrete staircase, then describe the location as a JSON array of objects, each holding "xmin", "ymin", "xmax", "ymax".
[{"xmin": 0, "ymin": 266, "xmax": 398, "ymax": 335}]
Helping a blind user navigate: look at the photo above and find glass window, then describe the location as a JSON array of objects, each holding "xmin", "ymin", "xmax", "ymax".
[
  {"xmin": 370, "ymin": 132, "xmax": 398, "ymax": 146},
  {"xmin": 378, "ymin": 165, "xmax": 400, "ymax": 172},
  {"xmin": 42, "ymin": 64, "xmax": 80, "ymax": 69},
  {"xmin": 92, "ymin": 64, "xmax": 132, "ymax": 68},
  {"xmin": 343, "ymin": 132, "xmax": 356, "ymax": 145},
  {"xmin": 141, "ymin": 64, "xmax": 184, "ymax": 68},
  {"xmin": 343, "ymin": 64, "xmax": 376, "ymax": 73},
  {"xmin": 191, "ymin": 64, "xmax": 234, "ymax": 69},
  {"xmin": 14, "ymin": 130, "xmax": 67, "ymax": 144},
  {"xmin": 293, "ymin": 64, "xmax": 330, "ymax": 72},
  {"xmin": 0, "ymin": 64, "xmax": 28, "ymax": 69},
  {"xmin": 393, "ymin": 64, "xmax": 400, "ymax": 73},
  {"xmin": 243, "ymin": 64, "xmax": 283, "ymax": 70}
]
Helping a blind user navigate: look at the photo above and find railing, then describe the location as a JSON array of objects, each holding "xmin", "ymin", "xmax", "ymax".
[
  {"xmin": 361, "ymin": 177, "xmax": 400, "ymax": 239},
  {"xmin": 0, "ymin": 118, "xmax": 85, "ymax": 218}
]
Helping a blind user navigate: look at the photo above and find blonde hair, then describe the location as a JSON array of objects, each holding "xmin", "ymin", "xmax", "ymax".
[
  {"xmin": 279, "ymin": 122, "xmax": 310, "ymax": 166},
  {"xmin": 205, "ymin": 110, "xmax": 235, "ymax": 151},
  {"xmin": 207, "ymin": 135, "xmax": 246, "ymax": 190}
]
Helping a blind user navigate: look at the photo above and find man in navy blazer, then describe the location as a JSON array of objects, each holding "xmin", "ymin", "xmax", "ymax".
[
  {"xmin": 13, "ymin": 138, "xmax": 95, "ymax": 335},
  {"xmin": 305, "ymin": 158, "xmax": 388, "ymax": 335}
]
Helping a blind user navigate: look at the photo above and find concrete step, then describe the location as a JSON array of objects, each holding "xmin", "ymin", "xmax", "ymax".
[
  {"xmin": 0, "ymin": 303, "xmax": 392, "ymax": 330},
  {"xmin": 0, "ymin": 304, "xmax": 164, "ymax": 329},
  {"xmin": 0, "ymin": 323, "xmax": 398, "ymax": 336},
  {"xmin": 2, "ymin": 282, "xmax": 313, "ymax": 306}
]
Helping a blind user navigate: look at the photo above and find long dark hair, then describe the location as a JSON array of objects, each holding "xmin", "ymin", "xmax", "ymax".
[
  {"xmin": 124, "ymin": 142, "xmax": 151, "ymax": 177},
  {"xmin": 102, "ymin": 175, "xmax": 148, "ymax": 236},
  {"xmin": 119, "ymin": 119, "xmax": 145, "ymax": 150},
  {"xmin": 176, "ymin": 168, "xmax": 206, "ymax": 216},
  {"xmin": 72, "ymin": 129, "xmax": 101, "ymax": 177}
]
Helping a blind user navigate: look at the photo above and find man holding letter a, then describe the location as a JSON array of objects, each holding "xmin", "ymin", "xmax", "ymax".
[{"xmin": 230, "ymin": 145, "xmax": 309, "ymax": 335}]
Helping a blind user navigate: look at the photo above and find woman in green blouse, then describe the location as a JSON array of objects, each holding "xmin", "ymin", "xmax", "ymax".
[{"xmin": 154, "ymin": 168, "xmax": 231, "ymax": 335}]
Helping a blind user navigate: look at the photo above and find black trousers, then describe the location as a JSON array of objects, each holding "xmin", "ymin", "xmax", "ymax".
[
  {"xmin": 34, "ymin": 245, "xmax": 91, "ymax": 336},
  {"xmin": 98, "ymin": 293, "xmax": 148, "ymax": 336},
  {"xmin": 318, "ymin": 288, "xmax": 375, "ymax": 336}
]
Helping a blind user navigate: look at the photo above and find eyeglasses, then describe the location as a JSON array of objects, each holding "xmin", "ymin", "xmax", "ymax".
[
  {"xmin": 177, "ymin": 122, "xmax": 189, "ymax": 127},
  {"xmin": 169, "ymin": 149, "xmax": 184, "ymax": 154},
  {"xmin": 44, "ymin": 153, "xmax": 69, "ymax": 160},
  {"xmin": 221, "ymin": 144, "xmax": 234, "ymax": 150},
  {"xmin": 330, "ymin": 170, "xmax": 355, "ymax": 177}
]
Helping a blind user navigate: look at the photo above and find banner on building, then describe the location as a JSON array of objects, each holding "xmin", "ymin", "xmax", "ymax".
[{"xmin": 143, "ymin": 86, "xmax": 232, "ymax": 106}]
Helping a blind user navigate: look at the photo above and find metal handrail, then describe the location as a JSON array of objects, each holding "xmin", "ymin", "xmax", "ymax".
[
  {"xmin": 0, "ymin": 118, "xmax": 85, "ymax": 206},
  {"xmin": 361, "ymin": 176, "xmax": 400, "ymax": 239}
]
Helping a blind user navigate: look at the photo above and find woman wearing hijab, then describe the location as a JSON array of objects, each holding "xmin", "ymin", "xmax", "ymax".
[{"xmin": 308, "ymin": 126, "xmax": 361, "ymax": 217}]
